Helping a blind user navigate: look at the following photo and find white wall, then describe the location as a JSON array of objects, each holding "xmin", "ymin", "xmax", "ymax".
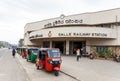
[
  {"xmin": 24, "ymin": 8, "xmax": 120, "ymax": 33},
  {"xmin": 24, "ymin": 8, "xmax": 120, "ymax": 46},
  {"xmin": 29, "ymin": 27, "xmax": 116, "ymax": 39},
  {"xmin": 24, "ymin": 32, "xmax": 34, "ymax": 46}
]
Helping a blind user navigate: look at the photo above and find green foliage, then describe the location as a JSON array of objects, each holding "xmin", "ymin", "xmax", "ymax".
[
  {"xmin": 18, "ymin": 39, "xmax": 24, "ymax": 47},
  {"xmin": 0, "ymin": 41, "xmax": 3, "ymax": 48},
  {"xmin": 97, "ymin": 48, "xmax": 113, "ymax": 58}
]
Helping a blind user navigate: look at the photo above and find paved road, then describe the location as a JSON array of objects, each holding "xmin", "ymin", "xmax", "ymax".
[
  {"xmin": 2, "ymin": 48, "xmax": 120, "ymax": 81},
  {"xmin": 16, "ymin": 52, "xmax": 78, "ymax": 81},
  {"xmin": 0, "ymin": 48, "xmax": 29, "ymax": 81},
  {"xmin": 16, "ymin": 49, "xmax": 120, "ymax": 81},
  {"xmin": 61, "ymin": 56, "xmax": 120, "ymax": 81}
]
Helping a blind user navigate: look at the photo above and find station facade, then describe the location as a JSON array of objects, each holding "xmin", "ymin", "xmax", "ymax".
[{"xmin": 24, "ymin": 8, "xmax": 120, "ymax": 55}]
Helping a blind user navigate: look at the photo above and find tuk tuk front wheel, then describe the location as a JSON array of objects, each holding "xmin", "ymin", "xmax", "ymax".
[{"xmin": 54, "ymin": 71, "xmax": 59, "ymax": 76}]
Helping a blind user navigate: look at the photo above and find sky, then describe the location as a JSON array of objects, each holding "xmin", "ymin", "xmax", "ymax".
[{"xmin": 0, "ymin": 0, "xmax": 120, "ymax": 44}]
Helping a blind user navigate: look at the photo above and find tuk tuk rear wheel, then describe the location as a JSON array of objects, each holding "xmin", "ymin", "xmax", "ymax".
[{"xmin": 54, "ymin": 71, "xmax": 59, "ymax": 76}]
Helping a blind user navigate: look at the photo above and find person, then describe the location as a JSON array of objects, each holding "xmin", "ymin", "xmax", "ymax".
[
  {"xmin": 80, "ymin": 47, "xmax": 84, "ymax": 56},
  {"xmin": 76, "ymin": 48, "xmax": 81, "ymax": 61},
  {"xmin": 12, "ymin": 48, "xmax": 16, "ymax": 57},
  {"xmin": 73, "ymin": 48, "xmax": 76, "ymax": 55},
  {"xmin": 114, "ymin": 54, "xmax": 120, "ymax": 62}
]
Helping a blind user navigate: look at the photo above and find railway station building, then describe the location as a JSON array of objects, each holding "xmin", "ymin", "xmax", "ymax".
[{"xmin": 24, "ymin": 8, "xmax": 120, "ymax": 55}]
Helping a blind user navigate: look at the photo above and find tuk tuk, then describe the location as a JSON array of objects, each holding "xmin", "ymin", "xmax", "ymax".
[
  {"xmin": 17, "ymin": 47, "xmax": 22, "ymax": 55},
  {"xmin": 21, "ymin": 47, "xmax": 27, "ymax": 58},
  {"xmin": 36, "ymin": 48, "xmax": 62, "ymax": 76},
  {"xmin": 27, "ymin": 48, "xmax": 38, "ymax": 62}
]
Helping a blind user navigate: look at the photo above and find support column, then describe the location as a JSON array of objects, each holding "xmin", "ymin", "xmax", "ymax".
[
  {"xmin": 86, "ymin": 45, "xmax": 90, "ymax": 54},
  {"xmin": 86, "ymin": 40, "xmax": 91, "ymax": 54},
  {"xmin": 40, "ymin": 42, "xmax": 43, "ymax": 48},
  {"xmin": 66, "ymin": 40, "xmax": 69, "ymax": 55},
  {"xmin": 50, "ymin": 41, "xmax": 52, "ymax": 48}
]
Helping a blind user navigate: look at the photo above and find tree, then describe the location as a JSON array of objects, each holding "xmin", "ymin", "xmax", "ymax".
[
  {"xmin": 18, "ymin": 39, "xmax": 24, "ymax": 47},
  {"xmin": 0, "ymin": 41, "xmax": 3, "ymax": 48}
]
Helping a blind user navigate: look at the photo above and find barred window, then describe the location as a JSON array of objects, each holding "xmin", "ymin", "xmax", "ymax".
[{"xmin": 96, "ymin": 46, "xmax": 108, "ymax": 52}]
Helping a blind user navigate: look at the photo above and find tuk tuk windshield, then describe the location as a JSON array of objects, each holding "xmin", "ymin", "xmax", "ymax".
[
  {"xmin": 48, "ymin": 50, "xmax": 60, "ymax": 58},
  {"xmin": 31, "ymin": 49, "xmax": 38, "ymax": 55}
]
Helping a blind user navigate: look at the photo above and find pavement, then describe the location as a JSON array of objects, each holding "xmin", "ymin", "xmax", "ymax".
[
  {"xmin": 61, "ymin": 56, "xmax": 120, "ymax": 81},
  {"xmin": 0, "ymin": 48, "xmax": 29, "ymax": 81},
  {"xmin": 16, "ymin": 53, "xmax": 77, "ymax": 81},
  {"xmin": 16, "ymin": 53, "xmax": 120, "ymax": 81}
]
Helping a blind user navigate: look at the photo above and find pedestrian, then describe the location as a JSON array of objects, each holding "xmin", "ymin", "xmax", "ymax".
[
  {"xmin": 76, "ymin": 48, "xmax": 81, "ymax": 61},
  {"xmin": 73, "ymin": 48, "xmax": 76, "ymax": 55},
  {"xmin": 12, "ymin": 48, "xmax": 16, "ymax": 57},
  {"xmin": 80, "ymin": 47, "xmax": 83, "ymax": 56}
]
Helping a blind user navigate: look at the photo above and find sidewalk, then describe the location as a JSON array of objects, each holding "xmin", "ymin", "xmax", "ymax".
[
  {"xmin": 16, "ymin": 53, "xmax": 120, "ymax": 81},
  {"xmin": 60, "ymin": 56, "xmax": 120, "ymax": 81}
]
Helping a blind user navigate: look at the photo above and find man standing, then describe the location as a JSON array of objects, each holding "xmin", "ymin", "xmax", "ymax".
[{"xmin": 76, "ymin": 48, "xmax": 81, "ymax": 61}]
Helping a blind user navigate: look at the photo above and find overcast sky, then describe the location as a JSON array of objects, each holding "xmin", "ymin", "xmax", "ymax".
[{"xmin": 0, "ymin": 0, "xmax": 120, "ymax": 44}]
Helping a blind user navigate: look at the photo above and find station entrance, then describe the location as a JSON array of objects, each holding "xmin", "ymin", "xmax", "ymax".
[
  {"xmin": 69, "ymin": 41, "xmax": 86, "ymax": 55},
  {"xmin": 43, "ymin": 41, "xmax": 50, "ymax": 48},
  {"xmin": 43, "ymin": 41, "xmax": 86, "ymax": 55},
  {"xmin": 52, "ymin": 41, "xmax": 66, "ymax": 54}
]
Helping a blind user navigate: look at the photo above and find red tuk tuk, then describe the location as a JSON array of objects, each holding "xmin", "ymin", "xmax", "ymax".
[
  {"xmin": 21, "ymin": 47, "xmax": 27, "ymax": 59},
  {"xmin": 36, "ymin": 48, "xmax": 62, "ymax": 76}
]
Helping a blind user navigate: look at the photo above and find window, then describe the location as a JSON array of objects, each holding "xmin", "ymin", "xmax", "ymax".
[
  {"xmin": 48, "ymin": 50, "xmax": 60, "ymax": 58},
  {"xmin": 31, "ymin": 49, "xmax": 38, "ymax": 55},
  {"xmin": 96, "ymin": 24, "xmax": 112, "ymax": 28},
  {"xmin": 96, "ymin": 46, "xmax": 108, "ymax": 53}
]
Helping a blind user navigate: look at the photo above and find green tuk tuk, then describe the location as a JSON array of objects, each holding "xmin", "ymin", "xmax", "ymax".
[
  {"xmin": 27, "ymin": 48, "xmax": 38, "ymax": 62},
  {"xmin": 17, "ymin": 47, "xmax": 22, "ymax": 55}
]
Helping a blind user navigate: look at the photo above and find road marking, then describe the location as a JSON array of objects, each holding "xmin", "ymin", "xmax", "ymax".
[{"xmin": 60, "ymin": 70, "xmax": 81, "ymax": 81}]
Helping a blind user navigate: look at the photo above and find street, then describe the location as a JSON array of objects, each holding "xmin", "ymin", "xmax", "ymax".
[
  {"xmin": 0, "ymin": 48, "xmax": 29, "ymax": 81},
  {"xmin": 1, "ymin": 1, "xmax": 120, "ymax": 81},
  {"xmin": 15, "ymin": 51, "xmax": 78, "ymax": 81},
  {"xmin": 0, "ymin": 48, "xmax": 120, "ymax": 81},
  {"xmin": 0, "ymin": 48, "xmax": 78, "ymax": 81}
]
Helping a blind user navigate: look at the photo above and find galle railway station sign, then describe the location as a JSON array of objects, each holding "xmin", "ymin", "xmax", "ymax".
[
  {"xmin": 58, "ymin": 32, "xmax": 108, "ymax": 37},
  {"xmin": 44, "ymin": 19, "xmax": 83, "ymax": 28},
  {"xmin": 29, "ymin": 18, "xmax": 112, "ymax": 40},
  {"xmin": 29, "ymin": 32, "xmax": 109, "ymax": 40}
]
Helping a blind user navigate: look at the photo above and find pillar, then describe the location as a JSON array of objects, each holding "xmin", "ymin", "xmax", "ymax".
[
  {"xmin": 66, "ymin": 40, "xmax": 69, "ymax": 55},
  {"xmin": 40, "ymin": 42, "xmax": 43, "ymax": 48},
  {"xmin": 86, "ymin": 40, "xmax": 91, "ymax": 54},
  {"xmin": 50, "ymin": 41, "xmax": 52, "ymax": 48}
]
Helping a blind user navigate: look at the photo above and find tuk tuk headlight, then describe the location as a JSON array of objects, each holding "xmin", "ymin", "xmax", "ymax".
[{"xmin": 48, "ymin": 60, "xmax": 53, "ymax": 64}]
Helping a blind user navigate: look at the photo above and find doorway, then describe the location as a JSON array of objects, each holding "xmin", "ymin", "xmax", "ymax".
[
  {"xmin": 69, "ymin": 41, "xmax": 86, "ymax": 55},
  {"xmin": 43, "ymin": 41, "xmax": 50, "ymax": 48},
  {"xmin": 52, "ymin": 41, "xmax": 65, "ymax": 54}
]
